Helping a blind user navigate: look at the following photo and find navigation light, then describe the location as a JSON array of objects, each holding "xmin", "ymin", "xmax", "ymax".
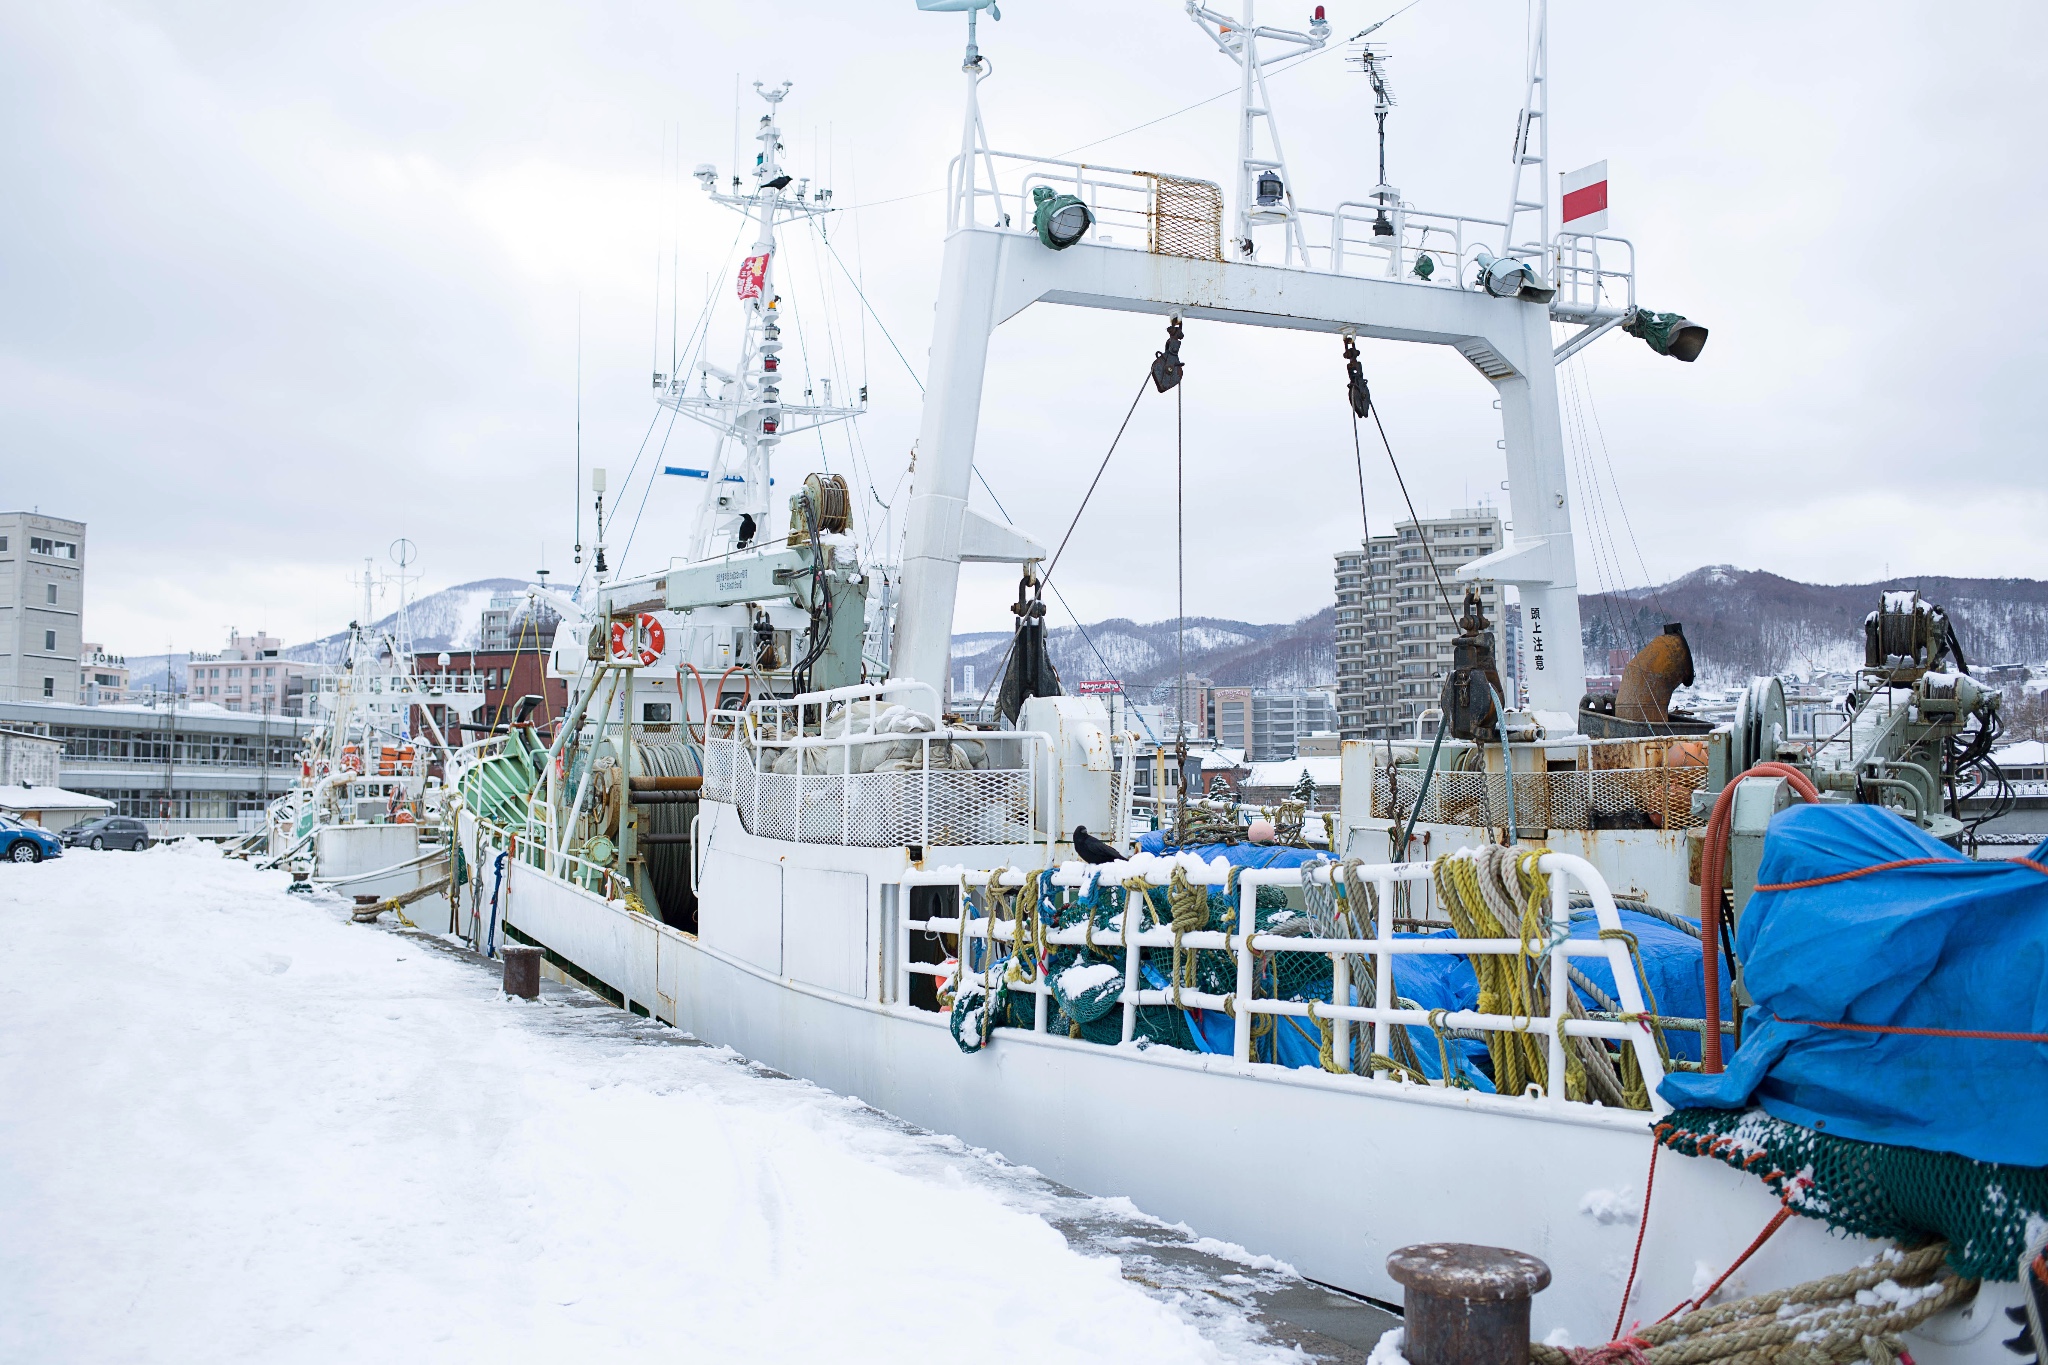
[{"xmin": 1623, "ymin": 309, "xmax": 1709, "ymax": 363}]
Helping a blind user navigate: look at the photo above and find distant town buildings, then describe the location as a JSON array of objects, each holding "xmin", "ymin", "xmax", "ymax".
[
  {"xmin": 187, "ymin": 630, "xmax": 313, "ymax": 716},
  {"xmin": 1334, "ymin": 506, "xmax": 1504, "ymax": 741},
  {"xmin": 81, "ymin": 644, "xmax": 129, "ymax": 704},
  {"xmin": 0, "ymin": 512, "xmax": 86, "ymax": 703}
]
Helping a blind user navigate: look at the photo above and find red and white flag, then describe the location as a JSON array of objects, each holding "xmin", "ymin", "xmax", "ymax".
[
  {"xmin": 1560, "ymin": 161, "xmax": 1608, "ymax": 235},
  {"xmin": 736, "ymin": 252, "xmax": 770, "ymax": 301}
]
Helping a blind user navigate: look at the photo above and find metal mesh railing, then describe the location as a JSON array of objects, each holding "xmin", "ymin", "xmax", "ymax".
[
  {"xmin": 1373, "ymin": 765, "xmax": 1707, "ymax": 831},
  {"xmin": 1142, "ymin": 173, "xmax": 1223, "ymax": 261},
  {"xmin": 709, "ymin": 748, "xmax": 1037, "ymax": 848}
]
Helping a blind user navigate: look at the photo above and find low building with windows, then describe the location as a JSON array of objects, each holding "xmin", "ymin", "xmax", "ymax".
[{"xmin": 0, "ymin": 696, "xmax": 313, "ymax": 838}]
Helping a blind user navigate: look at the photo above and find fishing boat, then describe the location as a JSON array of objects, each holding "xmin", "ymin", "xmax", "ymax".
[
  {"xmin": 267, "ymin": 555, "xmax": 485, "ymax": 913},
  {"xmin": 447, "ymin": 4, "xmax": 2047, "ymax": 1358}
]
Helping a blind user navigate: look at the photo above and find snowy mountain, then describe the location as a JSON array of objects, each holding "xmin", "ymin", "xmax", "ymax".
[
  {"xmin": 951, "ymin": 608, "xmax": 1336, "ymax": 699},
  {"xmin": 283, "ymin": 578, "xmax": 531, "ymax": 663},
  {"xmin": 1582, "ymin": 568, "xmax": 2048, "ymax": 680}
]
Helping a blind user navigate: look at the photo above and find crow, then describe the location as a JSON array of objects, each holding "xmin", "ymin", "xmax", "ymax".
[{"xmin": 1070, "ymin": 825, "xmax": 1126, "ymax": 865}]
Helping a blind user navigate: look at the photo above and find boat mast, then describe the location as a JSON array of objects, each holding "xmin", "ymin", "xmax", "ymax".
[
  {"xmin": 663, "ymin": 82, "xmax": 863, "ymax": 564},
  {"xmin": 1501, "ymin": 0, "xmax": 1551, "ymax": 267},
  {"xmin": 1187, "ymin": 0, "xmax": 1328, "ymax": 265}
]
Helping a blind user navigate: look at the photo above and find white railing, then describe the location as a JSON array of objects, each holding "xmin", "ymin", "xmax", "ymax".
[
  {"xmin": 700, "ymin": 681, "xmax": 1055, "ymax": 851},
  {"xmin": 947, "ymin": 149, "xmax": 1636, "ymax": 322},
  {"xmin": 898, "ymin": 852, "xmax": 1668, "ymax": 1111}
]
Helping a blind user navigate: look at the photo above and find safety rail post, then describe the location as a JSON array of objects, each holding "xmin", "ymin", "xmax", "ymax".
[
  {"xmin": 921, "ymin": 735, "xmax": 932, "ymax": 848},
  {"xmin": 1120, "ymin": 873, "xmax": 1141, "ymax": 1045},
  {"xmin": 1331, "ymin": 949, "xmax": 1352, "ymax": 1071},
  {"xmin": 1546, "ymin": 867, "xmax": 1570, "ymax": 1103},
  {"xmin": 1372, "ymin": 869, "xmax": 1396, "ymax": 1072},
  {"xmin": 1232, "ymin": 877, "xmax": 1254, "ymax": 1062}
]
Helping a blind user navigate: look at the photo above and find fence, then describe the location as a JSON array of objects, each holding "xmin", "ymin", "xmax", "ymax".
[
  {"xmin": 1374, "ymin": 764, "xmax": 1707, "ymax": 832},
  {"xmin": 700, "ymin": 682, "xmax": 1053, "ymax": 850},
  {"xmin": 898, "ymin": 851, "xmax": 1669, "ymax": 1110}
]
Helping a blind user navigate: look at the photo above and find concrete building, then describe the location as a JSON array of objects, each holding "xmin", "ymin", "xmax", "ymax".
[
  {"xmin": 82, "ymin": 644, "xmax": 130, "ymax": 705},
  {"xmin": 1207, "ymin": 686, "xmax": 1339, "ymax": 763},
  {"xmin": 0, "ymin": 696, "xmax": 312, "ymax": 837},
  {"xmin": 187, "ymin": 630, "xmax": 315, "ymax": 716},
  {"xmin": 1334, "ymin": 507, "xmax": 1503, "ymax": 741},
  {"xmin": 0, "ymin": 512, "xmax": 86, "ymax": 704}
]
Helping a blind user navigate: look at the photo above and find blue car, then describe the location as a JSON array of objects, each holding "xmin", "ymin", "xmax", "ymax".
[{"xmin": 1, "ymin": 815, "xmax": 63, "ymax": 864}]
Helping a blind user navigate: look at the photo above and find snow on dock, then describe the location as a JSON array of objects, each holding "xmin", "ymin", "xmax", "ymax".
[{"xmin": 0, "ymin": 844, "xmax": 1386, "ymax": 1363}]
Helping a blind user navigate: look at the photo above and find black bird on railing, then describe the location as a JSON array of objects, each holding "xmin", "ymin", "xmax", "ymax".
[{"xmin": 1071, "ymin": 826, "xmax": 1127, "ymax": 866}]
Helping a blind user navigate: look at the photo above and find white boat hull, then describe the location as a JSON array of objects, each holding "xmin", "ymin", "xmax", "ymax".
[{"xmin": 471, "ymin": 804, "xmax": 2024, "ymax": 1359}]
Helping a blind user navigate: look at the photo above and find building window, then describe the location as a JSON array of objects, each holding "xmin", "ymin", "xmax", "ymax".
[
  {"xmin": 44, "ymin": 629, "xmax": 57, "ymax": 650},
  {"xmin": 43, "ymin": 677, "xmax": 55, "ymax": 697},
  {"xmin": 0, "ymin": 535, "xmax": 7, "ymax": 551},
  {"xmin": 46, "ymin": 584, "xmax": 58, "ymax": 604}
]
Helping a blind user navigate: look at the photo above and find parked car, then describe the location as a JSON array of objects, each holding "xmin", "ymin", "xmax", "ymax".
[
  {"xmin": 0, "ymin": 815, "xmax": 64, "ymax": 864},
  {"xmin": 61, "ymin": 816, "xmax": 152, "ymax": 852}
]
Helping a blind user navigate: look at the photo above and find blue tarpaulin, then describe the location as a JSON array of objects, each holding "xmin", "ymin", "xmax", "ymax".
[{"xmin": 1659, "ymin": 803, "xmax": 2048, "ymax": 1167}]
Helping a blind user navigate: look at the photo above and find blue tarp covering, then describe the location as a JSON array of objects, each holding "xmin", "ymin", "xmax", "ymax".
[
  {"xmin": 1659, "ymin": 804, "xmax": 2048, "ymax": 1167},
  {"xmin": 1133, "ymin": 833, "xmax": 1325, "ymax": 870}
]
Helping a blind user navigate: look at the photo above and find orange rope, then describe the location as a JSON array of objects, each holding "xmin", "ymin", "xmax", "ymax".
[
  {"xmin": 1700, "ymin": 764, "xmax": 1820, "ymax": 1073},
  {"xmin": 1754, "ymin": 857, "xmax": 1953, "ymax": 892},
  {"xmin": 1770, "ymin": 1015, "xmax": 2048, "ymax": 1044}
]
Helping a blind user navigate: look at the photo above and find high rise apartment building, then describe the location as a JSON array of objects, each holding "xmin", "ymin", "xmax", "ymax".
[
  {"xmin": 0, "ymin": 513, "xmax": 86, "ymax": 703},
  {"xmin": 1334, "ymin": 508, "xmax": 1503, "ymax": 740}
]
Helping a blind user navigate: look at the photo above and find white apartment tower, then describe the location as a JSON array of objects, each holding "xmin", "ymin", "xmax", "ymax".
[
  {"xmin": 1334, "ymin": 507, "xmax": 1503, "ymax": 740},
  {"xmin": 0, "ymin": 513, "xmax": 86, "ymax": 704}
]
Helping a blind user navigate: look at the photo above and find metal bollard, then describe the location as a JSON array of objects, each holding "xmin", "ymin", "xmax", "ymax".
[
  {"xmin": 501, "ymin": 944, "xmax": 543, "ymax": 1000},
  {"xmin": 1387, "ymin": 1243, "xmax": 1552, "ymax": 1365}
]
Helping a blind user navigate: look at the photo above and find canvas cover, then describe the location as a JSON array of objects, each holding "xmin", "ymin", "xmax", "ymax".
[{"xmin": 1659, "ymin": 803, "xmax": 2048, "ymax": 1167}]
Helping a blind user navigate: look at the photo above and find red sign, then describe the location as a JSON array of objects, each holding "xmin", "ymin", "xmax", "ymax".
[
  {"xmin": 736, "ymin": 252, "xmax": 770, "ymax": 301},
  {"xmin": 1560, "ymin": 161, "xmax": 1608, "ymax": 235},
  {"xmin": 1077, "ymin": 680, "xmax": 1122, "ymax": 695}
]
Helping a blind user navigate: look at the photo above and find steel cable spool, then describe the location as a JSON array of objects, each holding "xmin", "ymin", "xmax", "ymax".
[{"xmin": 635, "ymin": 739, "xmax": 702, "ymax": 929}]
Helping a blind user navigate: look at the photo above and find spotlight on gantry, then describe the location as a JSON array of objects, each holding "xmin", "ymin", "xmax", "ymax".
[
  {"xmin": 1031, "ymin": 185, "xmax": 1092, "ymax": 250},
  {"xmin": 1472, "ymin": 251, "xmax": 1556, "ymax": 304},
  {"xmin": 1623, "ymin": 308, "xmax": 1710, "ymax": 362}
]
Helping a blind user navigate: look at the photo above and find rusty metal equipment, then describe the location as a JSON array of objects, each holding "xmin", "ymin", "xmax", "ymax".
[
  {"xmin": 1615, "ymin": 622, "xmax": 1695, "ymax": 723},
  {"xmin": 1445, "ymin": 589, "xmax": 1505, "ymax": 741},
  {"xmin": 1387, "ymin": 1242, "xmax": 1552, "ymax": 1365},
  {"xmin": 502, "ymin": 944, "xmax": 543, "ymax": 1000}
]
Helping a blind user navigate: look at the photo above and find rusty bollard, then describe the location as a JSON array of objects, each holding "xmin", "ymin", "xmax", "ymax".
[
  {"xmin": 1387, "ymin": 1243, "xmax": 1552, "ymax": 1365},
  {"xmin": 501, "ymin": 945, "xmax": 543, "ymax": 1000}
]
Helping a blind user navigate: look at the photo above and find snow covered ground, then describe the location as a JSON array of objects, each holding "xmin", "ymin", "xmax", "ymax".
[{"xmin": 0, "ymin": 845, "xmax": 1388, "ymax": 1363}]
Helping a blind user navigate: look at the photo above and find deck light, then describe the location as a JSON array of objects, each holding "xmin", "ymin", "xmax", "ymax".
[
  {"xmin": 1413, "ymin": 253, "xmax": 1435, "ymax": 281},
  {"xmin": 1473, "ymin": 251, "xmax": 1556, "ymax": 304},
  {"xmin": 1623, "ymin": 308, "xmax": 1709, "ymax": 363},
  {"xmin": 1256, "ymin": 170, "xmax": 1286, "ymax": 206},
  {"xmin": 1031, "ymin": 185, "xmax": 1092, "ymax": 249}
]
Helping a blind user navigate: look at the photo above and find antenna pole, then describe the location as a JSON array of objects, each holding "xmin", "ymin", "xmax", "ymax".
[{"xmin": 1502, "ymin": 0, "xmax": 1551, "ymax": 266}]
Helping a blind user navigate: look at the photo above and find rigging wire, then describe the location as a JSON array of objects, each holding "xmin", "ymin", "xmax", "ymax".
[
  {"xmin": 1367, "ymin": 403, "xmax": 1457, "ymax": 617},
  {"xmin": 1044, "ymin": 374, "xmax": 1152, "ymax": 582},
  {"xmin": 1577, "ymin": 356, "xmax": 1669, "ymax": 622}
]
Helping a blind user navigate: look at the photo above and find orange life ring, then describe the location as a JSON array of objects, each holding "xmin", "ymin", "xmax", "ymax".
[{"xmin": 609, "ymin": 613, "xmax": 666, "ymax": 667}]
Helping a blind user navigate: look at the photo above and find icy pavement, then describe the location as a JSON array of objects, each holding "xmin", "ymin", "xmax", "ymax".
[{"xmin": 0, "ymin": 843, "xmax": 1396, "ymax": 1363}]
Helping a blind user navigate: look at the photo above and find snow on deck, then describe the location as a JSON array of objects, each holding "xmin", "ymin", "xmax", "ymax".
[{"xmin": 0, "ymin": 845, "xmax": 1346, "ymax": 1363}]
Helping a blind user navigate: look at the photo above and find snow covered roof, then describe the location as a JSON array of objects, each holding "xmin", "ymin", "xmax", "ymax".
[
  {"xmin": 1244, "ymin": 756, "xmax": 1343, "ymax": 789},
  {"xmin": 1994, "ymin": 740, "xmax": 2048, "ymax": 767},
  {"xmin": 0, "ymin": 785, "xmax": 114, "ymax": 813}
]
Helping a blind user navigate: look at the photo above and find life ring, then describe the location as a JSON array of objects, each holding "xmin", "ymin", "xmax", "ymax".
[{"xmin": 609, "ymin": 613, "xmax": 666, "ymax": 666}]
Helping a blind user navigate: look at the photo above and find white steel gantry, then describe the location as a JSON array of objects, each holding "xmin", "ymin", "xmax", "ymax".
[
  {"xmin": 660, "ymin": 81, "xmax": 865, "ymax": 563},
  {"xmin": 893, "ymin": 0, "xmax": 1651, "ymax": 730}
]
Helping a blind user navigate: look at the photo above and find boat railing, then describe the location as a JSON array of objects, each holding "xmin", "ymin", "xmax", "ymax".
[
  {"xmin": 950, "ymin": 149, "xmax": 1224, "ymax": 258},
  {"xmin": 899, "ymin": 851, "xmax": 1669, "ymax": 1111},
  {"xmin": 947, "ymin": 149, "xmax": 1636, "ymax": 322},
  {"xmin": 701, "ymin": 681, "xmax": 1052, "ymax": 850},
  {"xmin": 1374, "ymin": 762, "xmax": 1708, "ymax": 832},
  {"xmin": 473, "ymin": 808, "xmax": 630, "ymax": 903}
]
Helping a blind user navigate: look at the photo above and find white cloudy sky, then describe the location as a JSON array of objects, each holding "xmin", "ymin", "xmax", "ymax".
[{"xmin": 3, "ymin": 0, "xmax": 2042, "ymax": 654}]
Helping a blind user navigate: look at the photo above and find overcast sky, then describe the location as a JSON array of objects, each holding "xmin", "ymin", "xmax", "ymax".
[{"xmin": 4, "ymin": 0, "xmax": 2043, "ymax": 654}]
